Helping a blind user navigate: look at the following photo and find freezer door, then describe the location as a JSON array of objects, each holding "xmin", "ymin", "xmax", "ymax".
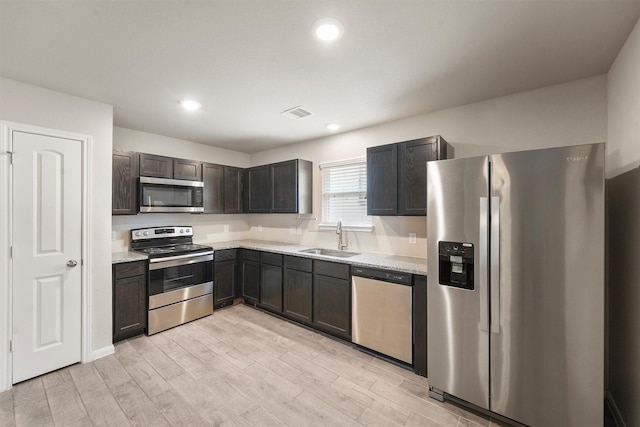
[
  {"xmin": 427, "ymin": 156, "xmax": 490, "ymax": 410},
  {"xmin": 489, "ymin": 143, "xmax": 604, "ymax": 426}
]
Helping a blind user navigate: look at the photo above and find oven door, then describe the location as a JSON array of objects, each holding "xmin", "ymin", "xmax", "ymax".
[{"xmin": 148, "ymin": 252, "xmax": 213, "ymax": 297}]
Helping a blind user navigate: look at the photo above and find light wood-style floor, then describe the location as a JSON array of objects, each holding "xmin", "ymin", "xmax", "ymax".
[{"xmin": 0, "ymin": 304, "xmax": 503, "ymax": 426}]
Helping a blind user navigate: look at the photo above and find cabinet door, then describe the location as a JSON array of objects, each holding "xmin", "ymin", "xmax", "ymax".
[
  {"xmin": 367, "ymin": 144, "xmax": 398, "ymax": 216},
  {"xmin": 203, "ymin": 163, "xmax": 224, "ymax": 214},
  {"xmin": 245, "ymin": 165, "xmax": 271, "ymax": 213},
  {"xmin": 139, "ymin": 153, "xmax": 173, "ymax": 178},
  {"xmin": 224, "ymin": 166, "xmax": 243, "ymax": 214},
  {"xmin": 113, "ymin": 262, "xmax": 147, "ymax": 342},
  {"xmin": 112, "ymin": 150, "xmax": 138, "ymax": 215},
  {"xmin": 413, "ymin": 275, "xmax": 427, "ymax": 377},
  {"xmin": 271, "ymin": 160, "xmax": 298, "ymax": 213},
  {"xmin": 260, "ymin": 263, "xmax": 283, "ymax": 312},
  {"xmin": 313, "ymin": 274, "xmax": 350, "ymax": 339},
  {"xmin": 398, "ymin": 139, "xmax": 436, "ymax": 216},
  {"xmin": 283, "ymin": 268, "xmax": 312, "ymax": 323},
  {"xmin": 214, "ymin": 260, "xmax": 236, "ymax": 308},
  {"xmin": 174, "ymin": 158, "xmax": 202, "ymax": 181},
  {"xmin": 241, "ymin": 259, "xmax": 260, "ymax": 304}
]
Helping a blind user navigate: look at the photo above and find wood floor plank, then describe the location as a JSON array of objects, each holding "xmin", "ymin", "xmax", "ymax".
[
  {"xmin": 279, "ymin": 351, "xmax": 339, "ymax": 384},
  {"xmin": 369, "ymin": 379, "xmax": 461, "ymax": 427},
  {"xmin": 285, "ymin": 390, "xmax": 364, "ymax": 427},
  {"xmin": 12, "ymin": 377, "xmax": 54, "ymax": 426},
  {"xmin": 93, "ymin": 353, "xmax": 171, "ymax": 427},
  {"xmin": 311, "ymin": 350, "xmax": 380, "ymax": 389},
  {"xmin": 0, "ymin": 388, "xmax": 15, "ymax": 427},
  {"xmin": 240, "ymin": 404, "xmax": 286, "ymax": 426},
  {"xmin": 68, "ymin": 362, "xmax": 130, "ymax": 426},
  {"xmin": 331, "ymin": 376, "xmax": 411, "ymax": 426},
  {"xmin": 43, "ymin": 379, "xmax": 91, "ymax": 426}
]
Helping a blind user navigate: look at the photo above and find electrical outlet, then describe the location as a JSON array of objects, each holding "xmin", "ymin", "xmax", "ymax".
[
  {"xmin": 296, "ymin": 227, "xmax": 302, "ymax": 235},
  {"xmin": 289, "ymin": 226, "xmax": 296, "ymax": 234},
  {"xmin": 111, "ymin": 231, "xmax": 117, "ymax": 241},
  {"xmin": 258, "ymin": 225, "xmax": 262, "ymax": 232},
  {"xmin": 223, "ymin": 224, "xmax": 229, "ymax": 233},
  {"xmin": 409, "ymin": 233, "xmax": 417, "ymax": 244}
]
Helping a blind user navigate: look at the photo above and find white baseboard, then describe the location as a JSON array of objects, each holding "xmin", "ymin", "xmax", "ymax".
[
  {"xmin": 606, "ymin": 390, "xmax": 626, "ymax": 427},
  {"xmin": 90, "ymin": 344, "xmax": 115, "ymax": 361}
]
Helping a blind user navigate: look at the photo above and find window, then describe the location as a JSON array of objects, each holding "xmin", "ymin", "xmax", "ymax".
[{"xmin": 320, "ymin": 157, "xmax": 372, "ymax": 228}]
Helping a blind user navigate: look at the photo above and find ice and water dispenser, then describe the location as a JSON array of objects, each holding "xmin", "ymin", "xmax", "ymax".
[{"xmin": 438, "ymin": 241, "xmax": 474, "ymax": 290}]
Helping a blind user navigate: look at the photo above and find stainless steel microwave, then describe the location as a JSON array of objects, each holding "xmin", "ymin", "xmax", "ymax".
[{"xmin": 139, "ymin": 176, "xmax": 204, "ymax": 213}]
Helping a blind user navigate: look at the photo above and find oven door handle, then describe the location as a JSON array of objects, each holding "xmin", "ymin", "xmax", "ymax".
[{"xmin": 149, "ymin": 252, "xmax": 214, "ymax": 270}]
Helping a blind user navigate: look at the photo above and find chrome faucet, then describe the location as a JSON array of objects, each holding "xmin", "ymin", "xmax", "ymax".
[{"xmin": 336, "ymin": 219, "xmax": 348, "ymax": 251}]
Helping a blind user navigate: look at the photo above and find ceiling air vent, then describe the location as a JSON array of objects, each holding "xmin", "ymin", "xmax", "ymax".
[{"xmin": 281, "ymin": 106, "xmax": 313, "ymax": 119}]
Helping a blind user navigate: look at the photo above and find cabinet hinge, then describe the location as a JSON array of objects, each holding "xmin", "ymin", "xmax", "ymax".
[
  {"xmin": 6, "ymin": 151, "xmax": 14, "ymax": 165},
  {"xmin": 9, "ymin": 246, "xmax": 12, "ymax": 259},
  {"xmin": 9, "ymin": 340, "xmax": 12, "ymax": 352}
]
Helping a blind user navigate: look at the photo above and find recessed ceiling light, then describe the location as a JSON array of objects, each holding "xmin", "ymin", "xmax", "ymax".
[
  {"xmin": 180, "ymin": 99, "xmax": 201, "ymax": 111},
  {"xmin": 313, "ymin": 18, "xmax": 343, "ymax": 42},
  {"xmin": 326, "ymin": 123, "xmax": 341, "ymax": 131}
]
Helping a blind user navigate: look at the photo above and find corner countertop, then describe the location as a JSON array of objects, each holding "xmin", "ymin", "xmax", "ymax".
[
  {"xmin": 112, "ymin": 251, "xmax": 148, "ymax": 264},
  {"xmin": 112, "ymin": 239, "xmax": 427, "ymax": 276}
]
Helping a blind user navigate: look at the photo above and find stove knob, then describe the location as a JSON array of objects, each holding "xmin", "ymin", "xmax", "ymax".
[
  {"xmin": 135, "ymin": 232, "xmax": 141, "ymax": 237},
  {"xmin": 143, "ymin": 231, "xmax": 149, "ymax": 236},
  {"xmin": 179, "ymin": 228, "xmax": 184, "ymax": 234},
  {"xmin": 186, "ymin": 228, "xmax": 192, "ymax": 234}
]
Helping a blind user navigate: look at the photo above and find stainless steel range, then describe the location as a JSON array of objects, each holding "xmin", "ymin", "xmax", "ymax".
[{"xmin": 131, "ymin": 226, "xmax": 213, "ymax": 335}]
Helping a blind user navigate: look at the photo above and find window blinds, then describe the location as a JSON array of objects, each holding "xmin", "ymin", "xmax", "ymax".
[{"xmin": 321, "ymin": 158, "xmax": 371, "ymax": 226}]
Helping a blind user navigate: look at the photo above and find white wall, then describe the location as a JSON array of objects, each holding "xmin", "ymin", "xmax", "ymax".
[
  {"xmin": 607, "ymin": 18, "xmax": 640, "ymax": 178},
  {"xmin": 111, "ymin": 127, "xmax": 252, "ymax": 250},
  {"xmin": 0, "ymin": 77, "xmax": 114, "ymax": 359},
  {"xmin": 249, "ymin": 76, "xmax": 608, "ymax": 257},
  {"xmin": 606, "ymin": 16, "xmax": 640, "ymax": 427}
]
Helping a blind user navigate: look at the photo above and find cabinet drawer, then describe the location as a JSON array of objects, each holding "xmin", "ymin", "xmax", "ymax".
[
  {"xmin": 261, "ymin": 252, "xmax": 283, "ymax": 266},
  {"xmin": 284, "ymin": 255, "xmax": 312, "ymax": 272},
  {"xmin": 114, "ymin": 261, "xmax": 146, "ymax": 280},
  {"xmin": 215, "ymin": 249, "xmax": 237, "ymax": 262},
  {"xmin": 314, "ymin": 260, "xmax": 349, "ymax": 280},
  {"xmin": 242, "ymin": 249, "xmax": 260, "ymax": 262}
]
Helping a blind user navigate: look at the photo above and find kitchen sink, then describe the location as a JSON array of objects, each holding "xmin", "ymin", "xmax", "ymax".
[{"xmin": 298, "ymin": 248, "xmax": 360, "ymax": 258}]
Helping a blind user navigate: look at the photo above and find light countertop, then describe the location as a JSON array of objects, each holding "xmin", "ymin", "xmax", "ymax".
[{"xmin": 112, "ymin": 239, "xmax": 427, "ymax": 276}]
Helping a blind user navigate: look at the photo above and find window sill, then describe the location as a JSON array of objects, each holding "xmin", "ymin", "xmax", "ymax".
[{"xmin": 318, "ymin": 224, "xmax": 374, "ymax": 233}]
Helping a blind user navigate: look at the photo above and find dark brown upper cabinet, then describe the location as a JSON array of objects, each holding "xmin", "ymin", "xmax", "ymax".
[
  {"xmin": 367, "ymin": 135, "xmax": 448, "ymax": 216},
  {"xmin": 224, "ymin": 166, "xmax": 243, "ymax": 214},
  {"xmin": 173, "ymin": 158, "xmax": 202, "ymax": 181},
  {"xmin": 245, "ymin": 159, "xmax": 312, "ymax": 214},
  {"xmin": 202, "ymin": 163, "xmax": 224, "ymax": 214},
  {"xmin": 139, "ymin": 153, "xmax": 173, "ymax": 178},
  {"xmin": 112, "ymin": 150, "xmax": 139, "ymax": 215},
  {"xmin": 139, "ymin": 153, "xmax": 202, "ymax": 181},
  {"xmin": 244, "ymin": 165, "xmax": 272, "ymax": 213}
]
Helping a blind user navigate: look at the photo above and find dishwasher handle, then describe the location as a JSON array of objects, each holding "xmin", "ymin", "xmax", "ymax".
[{"xmin": 351, "ymin": 266, "xmax": 412, "ymax": 285}]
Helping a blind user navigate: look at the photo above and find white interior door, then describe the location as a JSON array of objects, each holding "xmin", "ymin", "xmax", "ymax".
[{"xmin": 11, "ymin": 130, "xmax": 82, "ymax": 384}]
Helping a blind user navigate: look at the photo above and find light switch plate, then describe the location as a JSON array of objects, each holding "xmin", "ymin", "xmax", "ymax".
[
  {"xmin": 409, "ymin": 233, "xmax": 417, "ymax": 244},
  {"xmin": 224, "ymin": 224, "xmax": 229, "ymax": 233}
]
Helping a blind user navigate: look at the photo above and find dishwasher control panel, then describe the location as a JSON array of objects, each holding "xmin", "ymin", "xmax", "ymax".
[{"xmin": 351, "ymin": 266, "xmax": 412, "ymax": 285}]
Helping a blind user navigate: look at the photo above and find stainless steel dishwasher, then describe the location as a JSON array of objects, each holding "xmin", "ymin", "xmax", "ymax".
[{"xmin": 351, "ymin": 266, "xmax": 413, "ymax": 365}]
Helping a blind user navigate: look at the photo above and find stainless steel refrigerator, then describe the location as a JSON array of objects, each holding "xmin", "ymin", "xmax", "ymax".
[{"xmin": 426, "ymin": 143, "xmax": 604, "ymax": 427}]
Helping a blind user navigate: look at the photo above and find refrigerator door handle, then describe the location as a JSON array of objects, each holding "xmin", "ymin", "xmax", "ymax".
[
  {"xmin": 479, "ymin": 197, "xmax": 489, "ymax": 332},
  {"xmin": 490, "ymin": 196, "xmax": 500, "ymax": 334}
]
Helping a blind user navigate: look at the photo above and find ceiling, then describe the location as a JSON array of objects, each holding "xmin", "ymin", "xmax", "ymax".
[{"xmin": 2, "ymin": 1, "xmax": 640, "ymax": 153}]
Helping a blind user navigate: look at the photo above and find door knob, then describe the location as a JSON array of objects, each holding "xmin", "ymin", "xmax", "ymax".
[{"xmin": 67, "ymin": 260, "xmax": 78, "ymax": 267}]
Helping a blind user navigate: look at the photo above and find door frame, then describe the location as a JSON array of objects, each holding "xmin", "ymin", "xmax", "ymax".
[{"xmin": 0, "ymin": 121, "xmax": 93, "ymax": 391}]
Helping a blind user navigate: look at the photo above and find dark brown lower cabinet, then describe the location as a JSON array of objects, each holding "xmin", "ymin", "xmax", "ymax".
[
  {"xmin": 313, "ymin": 260, "xmax": 351, "ymax": 339},
  {"xmin": 283, "ymin": 256, "xmax": 313, "ymax": 323},
  {"xmin": 113, "ymin": 261, "xmax": 147, "ymax": 342},
  {"xmin": 413, "ymin": 274, "xmax": 427, "ymax": 377},
  {"xmin": 241, "ymin": 250, "xmax": 260, "ymax": 305},
  {"xmin": 214, "ymin": 249, "xmax": 237, "ymax": 309},
  {"xmin": 260, "ymin": 252, "xmax": 283, "ymax": 313}
]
